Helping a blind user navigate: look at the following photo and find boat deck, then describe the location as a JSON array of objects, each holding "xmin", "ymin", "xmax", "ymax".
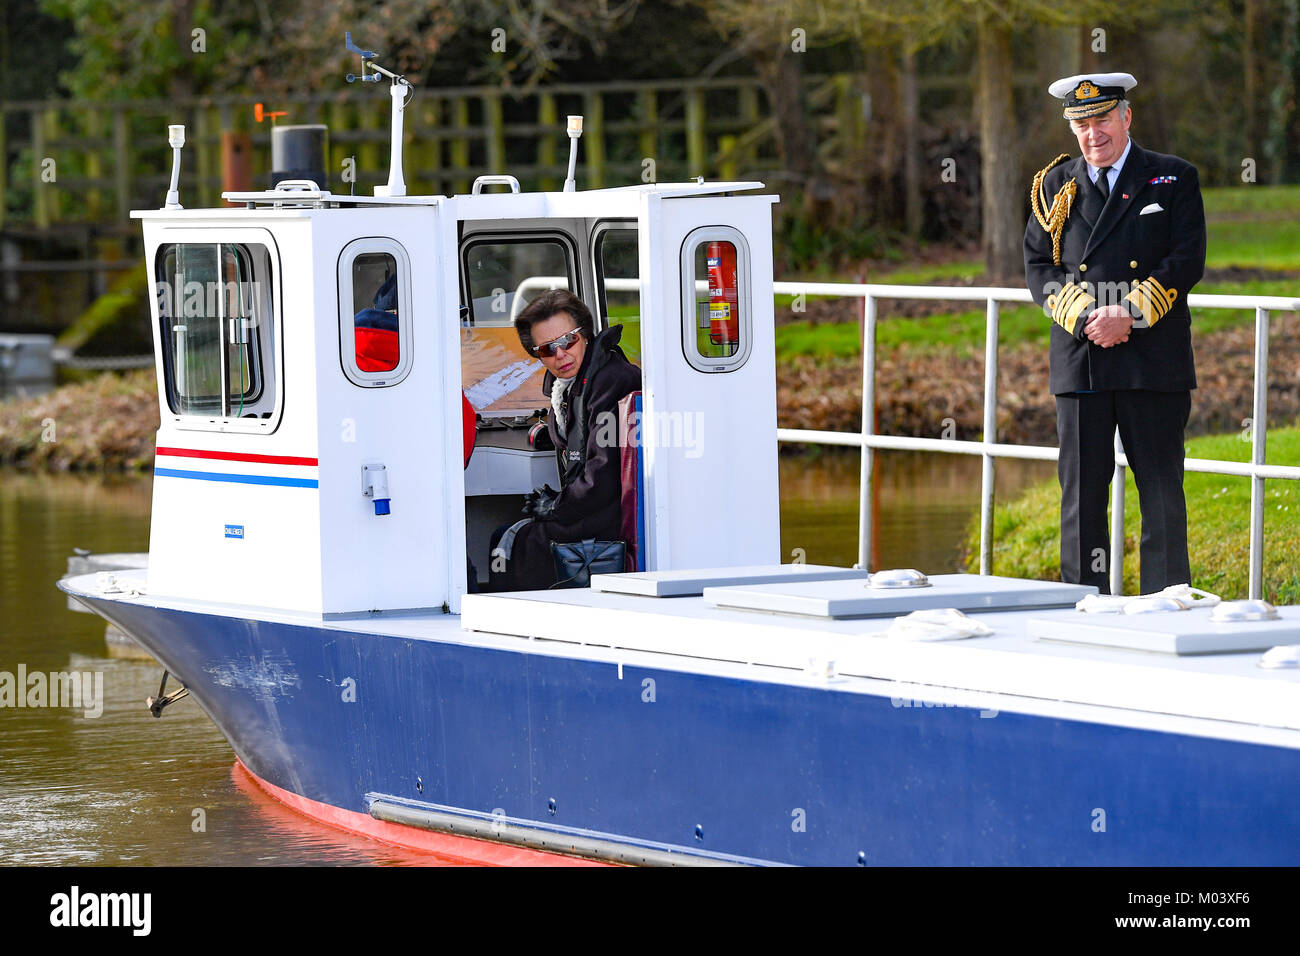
[{"xmin": 62, "ymin": 568, "xmax": 1300, "ymax": 746}]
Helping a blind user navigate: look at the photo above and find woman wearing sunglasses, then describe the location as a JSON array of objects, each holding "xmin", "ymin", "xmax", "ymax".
[{"xmin": 491, "ymin": 289, "xmax": 642, "ymax": 590}]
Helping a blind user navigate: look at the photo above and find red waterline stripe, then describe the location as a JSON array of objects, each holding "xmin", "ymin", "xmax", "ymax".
[
  {"xmin": 231, "ymin": 761, "xmax": 608, "ymax": 867},
  {"xmin": 157, "ymin": 446, "xmax": 318, "ymax": 467}
]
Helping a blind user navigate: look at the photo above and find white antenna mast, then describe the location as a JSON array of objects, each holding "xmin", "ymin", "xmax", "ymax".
[
  {"xmin": 346, "ymin": 32, "xmax": 413, "ymax": 198},
  {"xmin": 164, "ymin": 125, "xmax": 185, "ymax": 209},
  {"xmin": 563, "ymin": 115, "xmax": 584, "ymax": 192}
]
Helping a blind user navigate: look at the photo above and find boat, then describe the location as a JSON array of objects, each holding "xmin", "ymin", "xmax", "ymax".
[{"xmin": 60, "ymin": 38, "xmax": 1300, "ymax": 866}]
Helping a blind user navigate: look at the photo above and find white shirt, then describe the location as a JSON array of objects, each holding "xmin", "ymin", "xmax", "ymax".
[{"xmin": 1089, "ymin": 137, "xmax": 1131, "ymax": 193}]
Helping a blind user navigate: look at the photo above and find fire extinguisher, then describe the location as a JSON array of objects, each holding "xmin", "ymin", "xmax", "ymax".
[{"xmin": 706, "ymin": 241, "xmax": 739, "ymax": 350}]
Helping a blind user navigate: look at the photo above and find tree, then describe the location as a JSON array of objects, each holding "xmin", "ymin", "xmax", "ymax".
[
  {"xmin": 40, "ymin": 0, "xmax": 227, "ymax": 100},
  {"xmin": 467, "ymin": 0, "xmax": 640, "ymax": 87},
  {"xmin": 1266, "ymin": 0, "xmax": 1299, "ymax": 183},
  {"xmin": 687, "ymin": 1, "xmax": 819, "ymax": 190},
  {"xmin": 37, "ymin": 0, "xmax": 641, "ymax": 100},
  {"xmin": 3, "ymin": 0, "xmax": 75, "ymax": 101},
  {"xmin": 815, "ymin": 0, "xmax": 1140, "ymax": 282},
  {"xmin": 974, "ymin": 8, "xmax": 1019, "ymax": 283}
]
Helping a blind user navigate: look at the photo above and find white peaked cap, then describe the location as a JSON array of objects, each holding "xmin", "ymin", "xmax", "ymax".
[{"xmin": 1048, "ymin": 73, "xmax": 1137, "ymax": 99}]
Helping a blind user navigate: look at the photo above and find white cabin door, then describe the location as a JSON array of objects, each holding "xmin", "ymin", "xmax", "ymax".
[{"xmin": 635, "ymin": 192, "xmax": 781, "ymax": 571}]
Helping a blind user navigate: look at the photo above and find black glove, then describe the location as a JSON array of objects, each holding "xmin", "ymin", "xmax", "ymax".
[{"xmin": 522, "ymin": 484, "xmax": 559, "ymax": 519}]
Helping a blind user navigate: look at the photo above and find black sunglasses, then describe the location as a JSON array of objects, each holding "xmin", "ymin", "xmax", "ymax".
[{"xmin": 533, "ymin": 328, "xmax": 583, "ymax": 358}]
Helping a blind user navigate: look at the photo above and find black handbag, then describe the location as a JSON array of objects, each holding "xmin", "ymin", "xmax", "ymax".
[{"xmin": 550, "ymin": 538, "xmax": 627, "ymax": 589}]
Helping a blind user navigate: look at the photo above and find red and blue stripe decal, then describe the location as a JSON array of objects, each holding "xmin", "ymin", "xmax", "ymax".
[{"xmin": 155, "ymin": 446, "xmax": 320, "ymax": 489}]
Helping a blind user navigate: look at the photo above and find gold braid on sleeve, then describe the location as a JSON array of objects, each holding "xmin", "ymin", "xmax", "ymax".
[{"xmin": 1030, "ymin": 154, "xmax": 1077, "ymax": 266}]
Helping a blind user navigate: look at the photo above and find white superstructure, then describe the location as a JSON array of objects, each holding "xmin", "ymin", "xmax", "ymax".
[{"xmin": 132, "ymin": 178, "xmax": 780, "ymax": 617}]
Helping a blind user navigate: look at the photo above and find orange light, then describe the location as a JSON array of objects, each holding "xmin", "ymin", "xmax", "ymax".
[{"xmin": 254, "ymin": 102, "xmax": 288, "ymax": 124}]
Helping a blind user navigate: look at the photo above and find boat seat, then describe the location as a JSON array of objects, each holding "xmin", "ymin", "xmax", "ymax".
[
  {"xmin": 618, "ymin": 391, "xmax": 645, "ymax": 572},
  {"xmin": 461, "ymin": 391, "xmax": 476, "ymax": 468}
]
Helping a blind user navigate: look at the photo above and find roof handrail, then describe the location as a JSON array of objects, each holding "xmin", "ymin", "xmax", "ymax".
[{"xmin": 472, "ymin": 175, "xmax": 522, "ymax": 195}]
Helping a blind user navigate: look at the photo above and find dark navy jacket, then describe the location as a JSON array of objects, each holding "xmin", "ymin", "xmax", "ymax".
[
  {"xmin": 1024, "ymin": 141, "xmax": 1206, "ymax": 395},
  {"xmin": 503, "ymin": 324, "xmax": 641, "ymax": 590},
  {"xmin": 540, "ymin": 323, "xmax": 642, "ymax": 541}
]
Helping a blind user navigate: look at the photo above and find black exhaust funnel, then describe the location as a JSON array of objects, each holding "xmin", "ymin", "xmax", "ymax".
[{"xmin": 270, "ymin": 124, "xmax": 328, "ymax": 190}]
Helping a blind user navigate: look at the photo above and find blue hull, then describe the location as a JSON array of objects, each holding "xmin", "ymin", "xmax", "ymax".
[{"xmin": 81, "ymin": 595, "xmax": 1300, "ymax": 865}]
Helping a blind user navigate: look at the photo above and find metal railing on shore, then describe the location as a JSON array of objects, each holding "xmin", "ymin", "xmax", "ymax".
[{"xmin": 771, "ymin": 282, "xmax": 1300, "ymax": 599}]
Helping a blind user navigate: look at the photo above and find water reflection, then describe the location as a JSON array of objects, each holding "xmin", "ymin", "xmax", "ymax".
[
  {"xmin": 0, "ymin": 473, "xmax": 444, "ymax": 866},
  {"xmin": 780, "ymin": 449, "xmax": 1055, "ymax": 571}
]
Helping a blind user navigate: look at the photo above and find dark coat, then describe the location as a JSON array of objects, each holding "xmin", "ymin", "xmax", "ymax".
[
  {"xmin": 1024, "ymin": 141, "xmax": 1206, "ymax": 395},
  {"xmin": 505, "ymin": 325, "xmax": 642, "ymax": 590}
]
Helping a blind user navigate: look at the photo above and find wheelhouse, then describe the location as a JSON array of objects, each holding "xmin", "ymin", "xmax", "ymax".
[{"xmin": 133, "ymin": 178, "xmax": 780, "ymax": 616}]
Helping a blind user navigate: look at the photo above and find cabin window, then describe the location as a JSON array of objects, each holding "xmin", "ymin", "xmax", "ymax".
[
  {"xmin": 593, "ymin": 223, "xmax": 640, "ymax": 361},
  {"xmin": 156, "ymin": 241, "xmax": 277, "ymax": 423},
  {"xmin": 462, "ymin": 236, "xmax": 576, "ymax": 328},
  {"xmin": 338, "ymin": 238, "xmax": 413, "ymax": 388},
  {"xmin": 680, "ymin": 226, "xmax": 752, "ymax": 373}
]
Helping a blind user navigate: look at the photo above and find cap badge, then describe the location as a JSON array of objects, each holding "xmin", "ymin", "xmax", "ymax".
[{"xmin": 1074, "ymin": 80, "xmax": 1101, "ymax": 100}]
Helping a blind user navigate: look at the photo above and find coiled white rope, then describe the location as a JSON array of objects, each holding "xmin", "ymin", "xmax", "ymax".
[
  {"xmin": 1075, "ymin": 584, "xmax": 1221, "ymax": 615},
  {"xmin": 885, "ymin": 607, "xmax": 994, "ymax": 642}
]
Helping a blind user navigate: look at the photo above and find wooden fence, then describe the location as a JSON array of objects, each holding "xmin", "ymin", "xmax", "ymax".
[{"xmin": 0, "ymin": 74, "xmax": 879, "ymax": 230}]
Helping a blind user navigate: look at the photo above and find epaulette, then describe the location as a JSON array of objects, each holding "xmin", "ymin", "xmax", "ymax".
[{"xmin": 1030, "ymin": 154, "xmax": 1077, "ymax": 266}]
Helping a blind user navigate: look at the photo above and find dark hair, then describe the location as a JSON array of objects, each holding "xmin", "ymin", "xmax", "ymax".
[{"xmin": 514, "ymin": 289, "xmax": 595, "ymax": 354}]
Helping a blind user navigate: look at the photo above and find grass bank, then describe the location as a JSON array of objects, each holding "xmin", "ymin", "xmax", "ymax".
[
  {"xmin": 0, "ymin": 370, "xmax": 158, "ymax": 471},
  {"xmin": 965, "ymin": 426, "xmax": 1300, "ymax": 603}
]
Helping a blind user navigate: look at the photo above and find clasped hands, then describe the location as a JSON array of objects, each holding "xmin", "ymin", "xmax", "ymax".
[
  {"xmin": 1084, "ymin": 304, "xmax": 1133, "ymax": 348},
  {"xmin": 522, "ymin": 484, "xmax": 559, "ymax": 519}
]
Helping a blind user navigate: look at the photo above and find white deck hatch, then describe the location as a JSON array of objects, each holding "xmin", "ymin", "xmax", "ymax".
[
  {"xmin": 1028, "ymin": 606, "xmax": 1300, "ymax": 655},
  {"xmin": 702, "ymin": 573, "xmax": 1096, "ymax": 619},
  {"xmin": 589, "ymin": 563, "xmax": 868, "ymax": 597}
]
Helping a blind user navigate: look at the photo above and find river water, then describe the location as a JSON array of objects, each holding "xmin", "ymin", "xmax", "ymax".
[{"xmin": 0, "ymin": 452, "xmax": 1052, "ymax": 866}]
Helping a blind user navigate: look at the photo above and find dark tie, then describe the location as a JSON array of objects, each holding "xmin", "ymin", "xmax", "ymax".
[{"xmin": 1096, "ymin": 166, "xmax": 1112, "ymax": 202}]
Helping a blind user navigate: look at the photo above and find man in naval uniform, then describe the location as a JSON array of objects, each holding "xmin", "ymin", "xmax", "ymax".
[{"xmin": 1024, "ymin": 72, "xmax": 1206, "ymax": 594}]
